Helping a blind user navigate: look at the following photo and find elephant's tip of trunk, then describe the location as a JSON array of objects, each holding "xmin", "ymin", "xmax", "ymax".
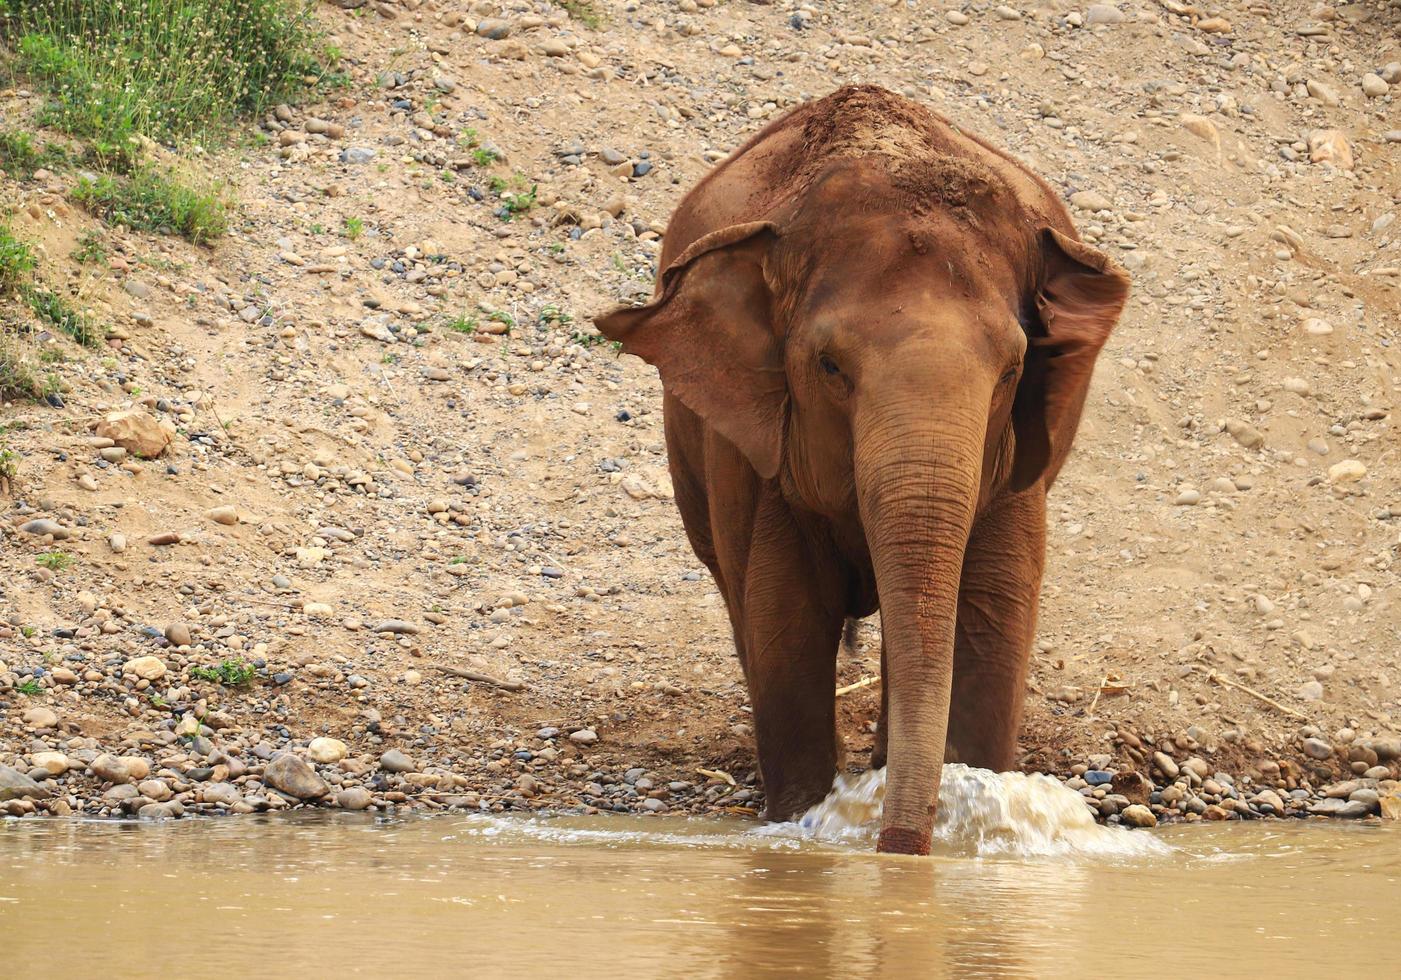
[{"xmin": 876, "ymin": 826, "xmax": 932, "ymax": 856}]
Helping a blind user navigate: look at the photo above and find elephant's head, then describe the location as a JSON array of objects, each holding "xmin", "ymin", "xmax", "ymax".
[{"xmin": 594, "ymin": 162, "xmax": 1129, "ymax": 854}]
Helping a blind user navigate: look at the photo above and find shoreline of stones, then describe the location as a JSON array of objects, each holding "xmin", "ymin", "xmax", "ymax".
[{"xmin": 4, "ymin": 718, "xmax": 1397, "ymax": 828}]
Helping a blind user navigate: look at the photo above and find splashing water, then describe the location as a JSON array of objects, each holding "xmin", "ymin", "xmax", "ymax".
[{"xmin": 772, "ymin": 764, "xmax": 1171, "ymax": 858}]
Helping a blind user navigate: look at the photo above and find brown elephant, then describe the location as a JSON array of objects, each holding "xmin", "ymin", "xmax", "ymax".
[{"xmin": 595, "ymin": 86, "xmax": 1129, "ymax": 855}]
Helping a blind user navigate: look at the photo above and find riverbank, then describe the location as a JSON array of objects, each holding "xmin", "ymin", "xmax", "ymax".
[{"xmin": 3, "ymin": 0, "xmax": 1400, "ymax": 826}]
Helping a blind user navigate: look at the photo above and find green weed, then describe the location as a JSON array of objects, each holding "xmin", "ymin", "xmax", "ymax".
[
  {"xmin": 0, "ymin": 129, "xmax": 69, "ymax": 178},
  {"xmin": 72, "ymin": 230, "xmax": 107, "ymax": 265},
  {"xmin": 445, "ymin": 313, "xmax": 477, "ymax": 334},
  {"xmin": 189, "ymin": 660, "xmax": 256, "ymax": 685},
  {"xmin": 23, "ymin": 286, "xmax": 100, "ymax": 347},
  {"xmin": 35, "ymin": 550, "xmax": 74, "ymax": 571},
  {"xmin": 72, "ymin": 168, "xmax": 228, "ymax": 244},
  {"xmin": 16, "ymin": 679, "xmax": 43, "ymax": 696},
  {"xmin": 342, "ymin": 216, "xmax": 364, "ymax": 240},
  {"xmin": 561, "ymin": 0, "xmax": 603, "ymax": 30},
  {"xmin": 0, "ymin": 225, "xmax": 37, "ymax": 294}
]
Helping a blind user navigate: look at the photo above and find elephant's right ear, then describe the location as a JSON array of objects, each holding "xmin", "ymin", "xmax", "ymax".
[{"xmin": 594, "ymin": 221, "xmax": 786, "ymax": 479}]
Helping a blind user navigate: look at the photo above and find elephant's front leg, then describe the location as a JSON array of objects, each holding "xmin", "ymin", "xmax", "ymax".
[
  {"xmin": 945, "ymin": 490, "xmax": 1046, "ymax": 770},
  {"xmin": 739, "ymin": 496, "xmax": 847, "ymax": 822}
]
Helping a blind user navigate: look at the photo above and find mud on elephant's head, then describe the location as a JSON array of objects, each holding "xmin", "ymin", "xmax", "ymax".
[{"xmin": 594, "ymin": 159, "xmax": 1130, "ymax": 516}]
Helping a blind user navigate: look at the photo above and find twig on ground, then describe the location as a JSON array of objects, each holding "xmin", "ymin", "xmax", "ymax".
[
  {"xmin": 835, "ymin": 675, "xmax": 880, "ymax": 697},
  {"xmin": 433, "ymin": 664, "xmax": 527, "ymax": 691},
  {"xmin": 1201, "ymin": 668, "xmax": 1307, "ymax": 720}
]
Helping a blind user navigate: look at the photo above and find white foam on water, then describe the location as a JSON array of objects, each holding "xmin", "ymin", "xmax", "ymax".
[{"xmin": 769, "ymin": 764, "xmax": 1171, "ymax": 858}]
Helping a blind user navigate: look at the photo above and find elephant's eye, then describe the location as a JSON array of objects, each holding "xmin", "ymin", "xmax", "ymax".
[{"xmin": 818, "ymin": 354, "xmax": 842, "ymax": 376}]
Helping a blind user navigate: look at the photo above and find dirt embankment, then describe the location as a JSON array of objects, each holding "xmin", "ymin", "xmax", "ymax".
[{"xmin": 1, "ymin": 0, "xmax": 1399, "ymax": 824}]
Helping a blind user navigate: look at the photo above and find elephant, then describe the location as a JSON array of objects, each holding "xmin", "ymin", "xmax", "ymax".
[{"xmin": 594, "ymin": 85, "xmax": 1130, "ymax": 855}]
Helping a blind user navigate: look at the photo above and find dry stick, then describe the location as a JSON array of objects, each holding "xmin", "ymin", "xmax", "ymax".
[
  {"xmin": 1202, "ymin": 668, "xmax": 1308, "ymax": 720},
  {"xmin": 1087, "ymin": 673, "xmax": 1110, "ymax": 715},
  {"xmin": 835, "ymin": 675, "xmax": 880, "ymax": 697},
  {"xmin": 433, "ymin": 664, "xmax": 527, "ymax": 692}
]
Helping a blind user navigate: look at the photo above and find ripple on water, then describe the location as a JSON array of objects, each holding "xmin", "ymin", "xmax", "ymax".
[{"xmin": 451, "ymin": 764, "xmax": 1171, "ymax": 859}]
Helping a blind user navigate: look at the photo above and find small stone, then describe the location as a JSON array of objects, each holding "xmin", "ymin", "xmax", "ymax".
[
  {"xmin": 1305, "ymin": 79, "xmax": 1340, "ymax": 106},
  {"xmin": 32, "ymin": 751, "xmax": 69, "ymax": 775},
  {"xmin": 475, "ymin": 18, "xmax": 512, "ymax": 39},
  {"xmin": 1152, "ymin": 751, "xmax": 1179, "ymax": 778},
  {"xmin": 379, "ymin": 749, "xmax": 415, "ymax": 773},
  {"xmin": 569, "ymin": 728, "xmax": 599, "ymax": 746},
  {"xmin": 263, "ymin": 753, "xmax": 329, "ymax": 800},
  {"xmin": 341, "ymin": 147, "xmax": 377, "ymax": 165},
  {"xmin": 1175, "ymin": 489, "xmax": 1200, "ymax": 506},
  {"xmin": 338, "ymin": 787, "xmax": 373, "ymax": 810},
  {"xmin": 201, "ymin": 782, "xmax": 243, "ymax": 807},
  {"xmin": 1120, "ymin": 804, "xmax": 1157, "ymax": 828},
  {"xmin": 946, "ymin": 10, "xmax": 969, "ymax": 24},
  {"xmin": 1299, "ymin": 680, "xmax": 1325, "ymax": 701},
  {"xmin": 109, "ymin": 533, "xmax": 127, "ymax": 553},
  {"xmin": 1302, "ymin": 737, "xmax": 1333, "ymax": 760},
  {"xmin": 1303, "ymin": 317, "xmax": 1334, "ymax": 336},
  {"xmin": 123, "ymin": 656, "xmax": 167, "ymax": 681},
  {"xmin": 206, "ymin": 505, "xmax": 239, "ymax": 525},
  {"xmin": 138, "ymin": 779, "xmax": 172, "ymax": 802},
  {"xmin": 1327, "ymin": 459, "xmax": 1366, "ymax": 483},
  {"xmin": 1307, "ymin": 130, "xmax": 1352, "ymax": 170},
  {"xmin": 308, "ymin": 737, "xmax": 348, "ymax": 764},
  {"xmin": 19, "ymin": 518, "xmax": 68, "ymax": 539},
  {"xmin": 22, "ymin": 706, "xmax": 59, "ymax": 729},
  {"xmin": 165, "ymin": 622, "xmax": 192, "ymax": 647},
  {"xmin": 371, "ymin": 619, "xmax": 419, "ymax": 635},
  {"xmin": 1085, "ymin": 4, "xmax": 1125, "ymax": 24},
  {"xmin": 91, "ymin": 753, "xmax": 133, "ymax": 784},
  {"xmin": 1069, "ymin": 190, "xmax": 1112, "ymax": 212},
  {"xmin": 1361, "ymin": 74, "xmax": 1389, "ymax": 98}
]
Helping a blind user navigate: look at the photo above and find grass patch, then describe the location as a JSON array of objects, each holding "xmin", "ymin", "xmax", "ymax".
[
  {"xmin": 72, "ymin": 168, "xmax": 228, "ymax": 244},
  {"xmin": 1, "ymin": 0, "xmax": 333, "ymax": 148},
  {"xmin": 342, "ymin": 215, "xmax": 364, "ymax": 240},
  {"xmin": 445, "ymin": 312, "xmax": 477, "ymax": 334},
  {"xmin": 0, "ymin": 223, "xmax": 37, "ymax": 294},
  {"xmin": 23, "ymin": 285, "xmax": 100, "ymax": 346},
  {"xmin": 0, "ymin": 129, "xmax": 69, "ymax": 178},
  {"xmin": 560, "ymin": 0, "xmax": 603, "ymax": 29},
  {"xmin": 190, "ymin": 660, "xmax": 256, "ymax": 685},
  {"xmin": 16, "ymin": 678, "xmax": 43, "ymax": 696}
]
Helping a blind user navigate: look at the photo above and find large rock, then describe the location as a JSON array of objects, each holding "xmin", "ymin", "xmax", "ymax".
[
  {"xmin": 123, "ymin": 656, "xmax": 167, "ymax": 681},
  {"xmin": 0, "ymin": 765, "xmax": 53, "ymax": 801},
  {"xmin": 22, "ymin": 706, "xmax": 59, "ymax": 729},
  {"xmin": 95, "ymin": 409, "xmax": 174, "ymax": 459},
  {"xmin": 263, "ymin": 753, "xmax": 329, "ymax": 800}
]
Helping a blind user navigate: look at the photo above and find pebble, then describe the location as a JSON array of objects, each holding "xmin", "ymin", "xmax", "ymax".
[
  {"xmin": 338, "ymin": 787, "xmax": 373, "ymax": 810},
  {"xmin": 90, "ymin": 754, "xmax": 133, "ymax": 784},
  {"xmin": 206, "ymin": 505, "xmax": 239, "ymax": 525},
  {"xmin": 1361, "ymin": 74, "xmax": 1389, "ymax": 98},
  {"xmin": 165, "ymin": 622, "xmax": 193, "ymax": 647},
  {"xmin": 22, "ymin": 707, "xmax": 59, "ymax": 729},
  {"xmin": 1327, "ymin": 460, "xmax": 1366, "ymax": 483},
  {"xmin": 1302, "ymin": 737, "xmax": 1333, "ymax": 760},
  {"xmin": 380, "ymin": 749, "xmax": 416, "ymax": 773},
  {"xmin": 32, "ymin": 751, "xmax": 69, "ymax": 775},
  {"xmin": 1120, "ymin": 804, "xmax": 1157, "ymax": 828},
  {"xmin": 1153, "ymin": 751, "xmax": 1179, "ymax": 778},
  {"xmin": 308, "ymin": 737, "xmax": 348, "ymax": 764},
  {"xmin": 19, "ymin": 519, "xmax": 67, "ymax": 538},
  {"xmin": 123, "ymin": 656, "xmax": 167, "ymax": 681},
  {"xmin": 263, "ymin": 754, "xmax": 329, "ymax": 800},
  {"xmin": 569, "ymin": 729, "xmax": 599, "ymax": 746},
  {"xmin": 1085, "ymin": 4, "xmax": 1126, "ymax": 25},
  {"xmin": 371, "ymin": 619, "xmax": 419, "ymax": 635}
]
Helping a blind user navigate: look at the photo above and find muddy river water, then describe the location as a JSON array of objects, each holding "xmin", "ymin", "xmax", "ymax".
[{"xmin": 2, "ymin": 765, "xmax": 1396, "ymax": 977}]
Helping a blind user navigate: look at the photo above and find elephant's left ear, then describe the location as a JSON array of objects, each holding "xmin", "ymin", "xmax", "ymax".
[{"xmin": 1009, "ymin": 228, "xmax": 1130, "ymax": 492}]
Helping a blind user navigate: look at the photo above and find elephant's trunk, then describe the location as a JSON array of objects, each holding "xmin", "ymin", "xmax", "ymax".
[{"xmin": 855, "ymin": 390, "xmax": 986, "ymax": 856}]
